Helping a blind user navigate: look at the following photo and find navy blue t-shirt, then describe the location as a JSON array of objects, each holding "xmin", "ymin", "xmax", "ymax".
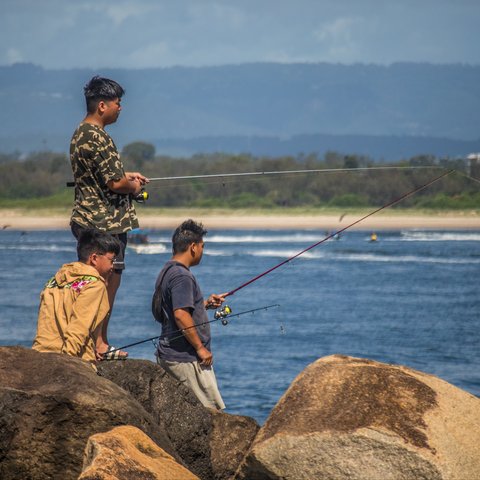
[{"xmin": 154, "ymin": 260, "xmax": 211, "ymax": 362}]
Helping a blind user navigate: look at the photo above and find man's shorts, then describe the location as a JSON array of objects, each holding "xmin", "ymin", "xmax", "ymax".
[
  {"xmin": 70, "ymin": 222, "xmax": 128, "ymax": 274},
  {"xmin": 157, "ymin": 358, "xmax": 226, "ymax": 410}
]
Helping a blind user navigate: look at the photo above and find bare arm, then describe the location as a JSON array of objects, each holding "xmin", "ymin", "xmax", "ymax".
[
  {"xmin": 107, "ymin": 172, "xmax": 149, "ymax": 195},
  {"xmin": 174, "ymin": 308, "xmax": 213, "ymax": 366}
]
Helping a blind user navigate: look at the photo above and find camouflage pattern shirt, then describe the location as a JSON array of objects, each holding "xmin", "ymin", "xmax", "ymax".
[{"xmin": 70, "ymin": 123, "xmax": 139, "ymax": 234}]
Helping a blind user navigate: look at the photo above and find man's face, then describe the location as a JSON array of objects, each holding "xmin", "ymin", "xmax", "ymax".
[
  {"xmin": 101, "ymin": 97, "xmax": 122, "ymax": 125},
  {"xmin": 191, "ymin": 241, "xmax": 205, "ymax": 266},
  {"xmin": 90, "ymin": 252, "xmax": 116, "ymax": 279}
]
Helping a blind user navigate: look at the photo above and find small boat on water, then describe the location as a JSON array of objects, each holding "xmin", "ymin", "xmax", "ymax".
[
  {"xmin": 128, "ymin": 228, "xmax": 149, "ymax": 245},
  {"xmin": 127, "ymin": 229, "xmax": 167, "ymax": 254}
]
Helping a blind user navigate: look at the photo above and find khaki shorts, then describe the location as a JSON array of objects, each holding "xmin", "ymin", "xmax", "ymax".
[{"xmin": 158, "ymin": 358, "xmax": 226, "ymax": 410}]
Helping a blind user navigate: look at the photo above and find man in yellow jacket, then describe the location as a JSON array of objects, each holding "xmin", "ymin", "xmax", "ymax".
[{"xmin": 33, "ymin": 229, "xmax": 120, "ymax": 363}]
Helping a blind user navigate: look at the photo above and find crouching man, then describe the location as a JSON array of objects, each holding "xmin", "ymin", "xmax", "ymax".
[
  {"xmin": 152, "ymin": 219, "xmax": 226, "ymax": 410},
  {"xmin": 33, "ymin": 229, "xmax": 120, "ymax": 365}
]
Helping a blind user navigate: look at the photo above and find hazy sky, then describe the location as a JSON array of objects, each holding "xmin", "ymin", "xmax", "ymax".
[{"xmin": 1, "ymin": 0, "xmax": 479, "ymax": 69}]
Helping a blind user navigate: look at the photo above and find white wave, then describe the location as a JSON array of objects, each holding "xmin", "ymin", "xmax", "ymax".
[
  {"xmin": 147, "ymin": 232, "xmax": 342, "ymax": 244},
  {"xmin": 127, "ymin": 244, "xmax": 234, "ymax": 257},
  {"xmin": 128, "ymin": 244, "xmax": 168, "ymax": 255},
  {"xmin": 206, "ymin": 233, "xmax": 329, "ymax": 243},
  {"xmin": 0, "ymin": 244, "xmax": 74, "ymax": 253},
  {"xmin": 244, "ymin": 248, "xmax": 478, "ymax": 264},
  {"xmin": 335, "ymin": 253, "xmax": 479, "ymax": 264},
  {"xmin": 148, "ymin": 236, "xmax": 172, "ymax": 243},
  {"xmin": 400, "ymin": 231, "xmax": 480, "ymax": 242},
  {"xmin": 247, "ymin": 249, "xmax": 324, "ymax": 259},
  {"xmin": 204, "ymin": 249, "xmax": 234, "ymax": 256}
]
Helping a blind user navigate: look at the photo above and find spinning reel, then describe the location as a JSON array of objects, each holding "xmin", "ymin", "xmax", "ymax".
[{"xmin": 214, "ymin": 305, "xmax": 232, "ymax": 325}]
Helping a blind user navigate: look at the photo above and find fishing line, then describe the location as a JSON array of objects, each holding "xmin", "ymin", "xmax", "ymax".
[
  {"xmin": 106, "ymin": 304, "xmax": 280, "ymax": 356},
  {"xmin": 452, "ymin": 169, "xmax": 480, "ymax": 186},
  {"xmin": 225, "ymin": 169, "xmax": 454, "ymax": 297}
]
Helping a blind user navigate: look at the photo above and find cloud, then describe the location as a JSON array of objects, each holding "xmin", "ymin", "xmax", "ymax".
[
  {"xmin": 126, "ymin": 42, "xmax": 170, "ymax": 67},
  {"xmin": 104, "ymin": 2, "xmax": 163, "ymax": 26},
  {"xmin": 314, "ymin": 17, "xmax": 361, "ymax": 43},
  {"xmin": 312, "ymin": 17, "xmax": 364, "ymax": 62},
  {"xmin": 187, "ymin": 3, "xmax": 246, "ymax": 29},
  {"xmin": 6, "ymin": 48, "xmax": 24, "ymax": 64},
  {"xmin": 1, "ymin": 0, "xmax": 480, "ymax": 68}
]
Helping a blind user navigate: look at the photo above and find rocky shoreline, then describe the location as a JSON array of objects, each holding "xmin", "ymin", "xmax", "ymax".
[{"xmin": 1, "ymin": 346, "xmax": 479, "ymax": 479}]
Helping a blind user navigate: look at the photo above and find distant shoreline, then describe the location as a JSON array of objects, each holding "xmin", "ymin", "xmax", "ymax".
[{"xmin": 1, "ymin": 208, "xmax": 479, "ymax": 231}]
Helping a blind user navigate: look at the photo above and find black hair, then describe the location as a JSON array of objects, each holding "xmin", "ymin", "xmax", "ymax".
[
  {"xmin": 84, "ymin": 76, "xmax": 125, "ymax": 114},
  {"xmin": 77, "ymin": 229, "xmax": 121, "ymax": 262},
  {"xmin": 172, "ymin": 219, "xmax": 207, "ymax": 254}
]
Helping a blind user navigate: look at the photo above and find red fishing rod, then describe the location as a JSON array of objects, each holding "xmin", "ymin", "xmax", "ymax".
[{"xmin": 225, "ymin": 169, "xmax": 454, "ymax": 297}]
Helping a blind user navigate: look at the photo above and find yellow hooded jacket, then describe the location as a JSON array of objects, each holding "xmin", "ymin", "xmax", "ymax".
[{"xmin": 32, "ymin": 262, "xmax": 110, "ymax": 362}]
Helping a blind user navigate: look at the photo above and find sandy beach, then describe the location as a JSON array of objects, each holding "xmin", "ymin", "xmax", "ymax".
[{"xmin": 1, "ymin": 208, "xmax": 479, "ymax": 230}]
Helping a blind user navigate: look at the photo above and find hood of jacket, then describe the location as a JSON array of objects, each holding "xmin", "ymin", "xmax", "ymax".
[{"xmin": 52, "ymin": 262, "xmax": 105, "ymax": 288}]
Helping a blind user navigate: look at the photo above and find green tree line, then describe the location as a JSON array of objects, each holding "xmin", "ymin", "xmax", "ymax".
[{"xmin": 0, "ymin": 143, "xmax": 479, "ymax": 210}]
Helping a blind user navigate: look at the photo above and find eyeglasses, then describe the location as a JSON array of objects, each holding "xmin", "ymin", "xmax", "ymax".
[{"xmin": 96, "ymin": 253, "xmax": 116, "ymax": 264}]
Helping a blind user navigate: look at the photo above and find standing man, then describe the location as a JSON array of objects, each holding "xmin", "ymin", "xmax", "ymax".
[
  {"xmin": 33, "ymin": 229, "xmax": 120, "ymax": 365},
  {"xmin": 152, "ymin": 219, "xmax": 226, "ymax": 410},
  {"xmin": 70, "ymin": 76, "xmax": 149, "ymax": 360}
]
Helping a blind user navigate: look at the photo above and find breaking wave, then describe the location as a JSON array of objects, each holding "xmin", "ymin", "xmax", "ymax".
[
  {"xmin": 128, "ymin": 243, "xmax": 168, "ymax": 255},
  {"xmin": 0, "ymin": 244, "xmax": 74, "ymax": 253},
  {"xmin": 400, "ymin": 231, "xmax": 480, "ymax": 242}
]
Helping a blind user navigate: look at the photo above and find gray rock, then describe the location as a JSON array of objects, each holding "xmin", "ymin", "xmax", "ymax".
[
  {"xmin": 235, "ymin": 355, "xmax": 480, "ymax": 480},
  {"xmin": 98, "ymin": 359, "xmax": 259, "ymax": 480},
  {"xmin": 0, "ymin": 346, "xmax": 177, "ymax": 480}
]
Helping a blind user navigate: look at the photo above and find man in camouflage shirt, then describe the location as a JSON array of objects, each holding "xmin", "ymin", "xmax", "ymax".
[{"xmin": 70, "ymin": 76, "xmax": 149, "ymax": 360}]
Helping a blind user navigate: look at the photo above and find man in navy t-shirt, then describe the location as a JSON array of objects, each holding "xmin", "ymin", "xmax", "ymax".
[{"xmin": 152, "ymin": 219, "xmax": 226, "ymax": 409}]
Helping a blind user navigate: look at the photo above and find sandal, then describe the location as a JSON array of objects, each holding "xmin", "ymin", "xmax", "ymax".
[{"xmin": 102, "ymin": 345, "xmax": 128, "ymax": 361}]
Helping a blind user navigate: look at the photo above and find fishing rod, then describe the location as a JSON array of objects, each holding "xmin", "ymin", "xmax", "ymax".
[
  {"xmin": 66, "ymin": 166, "xmax": 440, "ymax": 201},
  {"xmin": 225, "ymin": 169, "xmax": 455, "ymax": 298},
  {"xmin": 146, "ymin": 165, "xmax": 440, "ymax": 182},
  {"xmin": 105, "ymin": 303, "xmax": 280, "ymax": 356}
]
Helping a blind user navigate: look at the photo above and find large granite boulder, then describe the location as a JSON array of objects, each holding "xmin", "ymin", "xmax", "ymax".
[
  {"xmin": 0, "ymin": 346, "xmax": 177, "ymax": 480},
  {"xmin": 235, "ymin": 355, "xmax": 480, "ymax": 480},
  {"xmin": 80, "ymin": 425, "xmax": 199, "ymax": 479},
  {"xmin": 98, "ymin": 359, "xmax": 259, "ymax": 480}
]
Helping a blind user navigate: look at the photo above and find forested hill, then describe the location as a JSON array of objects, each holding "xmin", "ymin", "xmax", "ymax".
[{"xmin": 0, "ymin": 62, "xmax": 479, "ymax": 159}]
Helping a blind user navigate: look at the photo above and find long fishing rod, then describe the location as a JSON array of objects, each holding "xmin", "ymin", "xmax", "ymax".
[
  {"xmin": 225, "ymin": 169, "xmax": 455, "ymax": 297},
  {"xmin": 105, "ymin": 303, "xmax": 280, "ymax": 356},
  {"xmin": 67, "ymin": 166, "xmax": 438, "ymax": 188},
  {"xmin": 147, "ymin": 165, "xmax": 440, "ymax": 182},
  {"xmin": 67, "ymin": 166, "xmax": 442, "ymax": 202}
]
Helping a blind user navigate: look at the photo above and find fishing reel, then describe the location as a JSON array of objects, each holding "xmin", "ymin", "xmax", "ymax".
[
  {"xmin": 214, "ymin": 305, "xmax": 232, "ymax": 325},
  {"xmin": 133, "ymin": 189, "xmax": 149, "ymax": 203}
]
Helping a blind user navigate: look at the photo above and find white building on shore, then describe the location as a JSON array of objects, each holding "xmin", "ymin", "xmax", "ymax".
[{"xmin": 467, "ymin": 153, "xmax": 480, "ymax": 178}]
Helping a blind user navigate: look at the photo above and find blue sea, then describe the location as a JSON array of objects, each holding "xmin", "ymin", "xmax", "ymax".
[{"xmin": 0, "ymin": 228, "xmax": 479, "ymax": 424}]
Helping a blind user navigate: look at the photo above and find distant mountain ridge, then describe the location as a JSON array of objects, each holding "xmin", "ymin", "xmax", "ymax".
[
  {"xmin": 0, "ymin": 62, "xmax": 479, "ymax": 159},
  {"xmin": 155, "ymin": 133, "xmax": 480, "ymax": 161}
]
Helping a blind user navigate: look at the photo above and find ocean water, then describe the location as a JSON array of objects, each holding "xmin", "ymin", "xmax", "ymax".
[{"xmin": 0, "ymin": 228, "xmax": 479, "ymax": 424}]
